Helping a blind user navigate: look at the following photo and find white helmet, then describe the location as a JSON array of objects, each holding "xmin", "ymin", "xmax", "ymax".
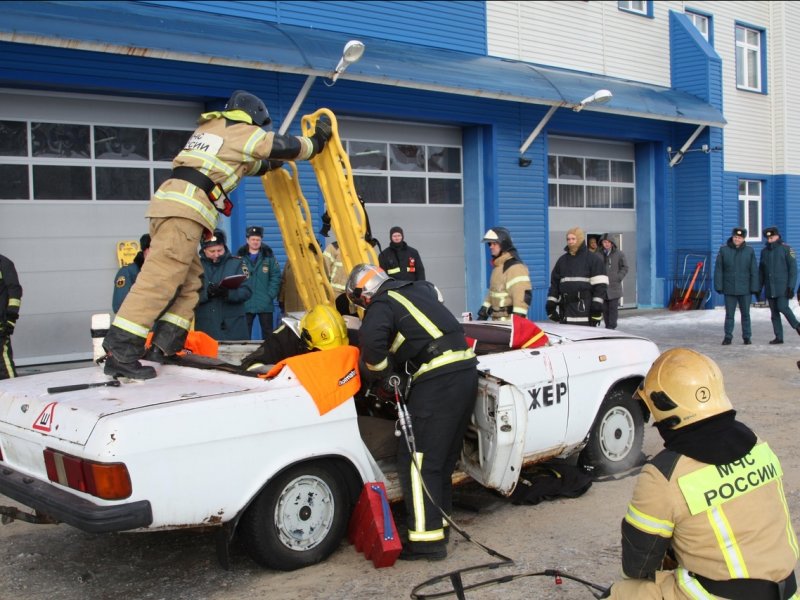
[{"xmin": 345, "ymin": 264, "xmax": 389, "ymax": 308}]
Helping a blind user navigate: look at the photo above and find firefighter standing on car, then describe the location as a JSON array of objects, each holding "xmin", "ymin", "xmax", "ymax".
[
  {"xmin": 477, "ymin": 227, "xmax": 531, "ymax": 321},
  {"xmin": 0, "ymin": 253, "xmax": 22, "ymax": 380},
  {"xmin": 346, "ymin": 264, "xmax": 478, "ymax": 561},
  {"xmin": 547, "ymin": 226, "xmax": 608, "ymax": 326},
  {"xmin": 604, "ymin": 348, "xmax": 799, "ymax": 600},
  {"xmin": 102, "ymin": 90, "xmax": 332, "ymax": 379}
]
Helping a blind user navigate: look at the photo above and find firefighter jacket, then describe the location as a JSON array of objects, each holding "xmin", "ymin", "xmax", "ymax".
[
  {"xmin": 112, "ymin": 252, "xmax": 143, "ymax": 313},
  {"xmin": 0, "ymin": 254, "xmax": 22, "ymax": 333},
  {"xmin": 359, "ymin": 280, "xmax": 477, "ymax": 384},
  {"xmin": 237, "ymin": 243, "xmax": 281, "ymax": 315},
  {"xmin": 601, "ymin": 242, "xmax": 629, "ymax": 301},
  {"xmin": 548, "ymin": 245, "xmax": 608, "ymax": 324},
  {"xmin": 759, "ymin": 240, "xmax": 798, "ymax": 298},
  {"xmin": 195, "ymin": 247, "xmax": 253, "ymax": 341},
  {"xmin": 378, "ymin": 242, "xmax": 426, "ymax": 281},
  {"xmin": 146, "ymin": 110, "xmax": 317, "ymax": 231},
  {"xmin": 619, "ymin": 441, "xmax": 799, "ymax": 599},
  {"xmin": 481, "ymin": 251, "xmax": 531, "ymax": 320},
  {"xmin": 714, "ymin": 238, "xmax": 759, "ymax": 297},
  {"xmin": 323, "ymin": 242, "xmax": 348, "ymax": 294}
]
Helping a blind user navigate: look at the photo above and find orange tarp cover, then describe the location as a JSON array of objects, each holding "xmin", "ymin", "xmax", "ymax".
[
  {"xmin": 145, "ymin": 330, "xmax": 219, "ymax": 358},
  {"xmin": 264, "ymin": 345, "xmax": 361, "ymax": 416}
]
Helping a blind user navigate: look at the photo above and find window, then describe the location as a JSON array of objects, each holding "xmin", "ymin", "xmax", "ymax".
[
  {"xmin": 686, "ymin": 10, "xmax": 710, "ymax": 42},
  {"xmin": 738, "ymin": 180, "xmax": 762, "ymax": 241},
  {"xmin": 735, "ymin": 24, "xmax": 764, "ymax": 92},
  {"xmin": 547, "ymin": 154, "xmax": 635, "ymax": 209},
  {"xmin": 618, "ymin": 1, "xmax": 652, "ymax": 17},
  {"xmin": 346, "ymin": 139, "xmax": 462, "ymax": 205},
  {"xmin": 0, "ymin": 119, "xmax": 191, "ymax": 201}
]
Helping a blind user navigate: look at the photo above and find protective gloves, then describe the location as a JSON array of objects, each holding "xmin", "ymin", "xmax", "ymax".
[
  {"xmin": 590, "ymin": 301, "xmax": 603, "ymax": 327},
  {"xmin": 310, "ymin": 118, "xmax": 333, "ymax": 155},
  {"xmin": 207, "ymin": 283, "xmax": 228, "ymax": 299},
  {"xmin": 545, "ymin": 300, "xmax": 560, "ymax": 323},
  {"xmin": 476, "ymin": 306, "xmax": 489, "ymax": 321}
]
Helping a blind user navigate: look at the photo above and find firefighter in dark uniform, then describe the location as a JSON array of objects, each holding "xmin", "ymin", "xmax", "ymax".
[
  {"xmin": 102, "ymin": 90, "xmax": 332, "ymax": 379},
  {"xmin": 346, "ymin": 264, "xmax": 478, "ymax": 561},
  {"xmin": 605, "ymin": 348, "xmax": 799, "ymax": 600},
  {"xmin": 378, "ymin": 226, "xmax": 426, "ymax": 281},
  {"xmin": 547, "ymin": 226, "xmax": 608, "ymax": 326},
  {"xmin": 0, "ymin": 253, "xmax": 22, "ymax": 380}
]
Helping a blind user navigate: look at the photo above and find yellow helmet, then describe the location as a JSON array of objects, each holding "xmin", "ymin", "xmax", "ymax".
[
  {"xmin": 299, "ymin": 304, "xmax": 348, "ymax": 351},
  {"xmin": 635, "ymin": 348, "xmax": 732, "ymax": 430}
]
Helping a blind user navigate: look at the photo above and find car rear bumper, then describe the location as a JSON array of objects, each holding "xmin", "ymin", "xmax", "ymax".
[{"xmin": 0, "ymin": 463, "xmax": 152, "ymax": 533}]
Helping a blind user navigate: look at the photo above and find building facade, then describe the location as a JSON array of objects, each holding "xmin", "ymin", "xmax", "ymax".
[{"xmin": 0, "ymin": 0, "xmax": 797, "ymax": 363}]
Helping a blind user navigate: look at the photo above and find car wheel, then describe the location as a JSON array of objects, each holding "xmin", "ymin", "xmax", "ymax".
[
  {"xmin": 579, "ymin": 388, "xmax": 644, "ymax": 475},
  {"xmin": 239, "ymin": 462, "xmax": 349, "ymax": 571}
]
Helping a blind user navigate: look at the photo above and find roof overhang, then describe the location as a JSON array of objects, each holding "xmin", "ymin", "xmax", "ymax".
[{"xmin": 0, "ymin": 1, "xmax": 726, "ymax": 128}]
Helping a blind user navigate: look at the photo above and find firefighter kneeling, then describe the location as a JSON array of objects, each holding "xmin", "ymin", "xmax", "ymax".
[{"xmin": 604, "ymin": 348, "xmax": 799, "ymax": 600}]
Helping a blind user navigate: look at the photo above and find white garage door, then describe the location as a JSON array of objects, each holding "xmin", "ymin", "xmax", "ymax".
[
  {"xmin": 547, "ymin": 136, "xmax": 638, "ymax": 308},
  {"xmin": 338, "ymin": 118, "xmax": 466, "ymax": 314},
  {"xmin": 0, "ymin": 89, "xmax": 200, "ymax": 364}
]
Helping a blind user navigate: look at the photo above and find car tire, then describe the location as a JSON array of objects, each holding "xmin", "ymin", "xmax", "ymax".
[
  {"xmin": 579, "ymin": 388, "xmax": 644, "ymax": 475},
  {"xmin": 239, "ymin": 461, "xmax": 349, "ymax": 571}
]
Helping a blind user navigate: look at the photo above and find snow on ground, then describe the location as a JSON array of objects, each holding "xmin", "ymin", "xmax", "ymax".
[{"xmin": 616, "ymin": 300, "xmax": 800, "ymax": 365}]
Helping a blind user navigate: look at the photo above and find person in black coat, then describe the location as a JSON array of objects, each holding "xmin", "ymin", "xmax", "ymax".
[
  {"xmin": 378, "ymin": 226, "xmax": 425, "ymax": 281},
  {"xmin": 758, "ymin": 226, "xmax": 799, "ymax": 344}
]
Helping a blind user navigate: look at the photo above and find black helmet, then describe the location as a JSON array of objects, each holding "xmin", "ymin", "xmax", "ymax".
[
  {"xmin": 226, "ymin": 90, "xmax": 271, "ymax": 127},
  {"xmin": 482, "ymin": 227, "xmax": 514, "ymax": 253}
]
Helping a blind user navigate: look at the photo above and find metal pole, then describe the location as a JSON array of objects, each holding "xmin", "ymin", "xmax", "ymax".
[{"xmin": 278, "ymin": 74, "xmax": 317, "ymax": 136}]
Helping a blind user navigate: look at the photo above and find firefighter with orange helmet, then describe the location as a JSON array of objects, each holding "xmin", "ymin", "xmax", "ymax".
[{"xmin": 605, "ymin": 348, "xmax": 799, "ymax": 599}]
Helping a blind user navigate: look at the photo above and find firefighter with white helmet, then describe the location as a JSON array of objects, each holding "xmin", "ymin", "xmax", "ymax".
[
  {"xmin": 477, "ymin": 227, "xmax": 531, "ymax": 321},
  {"xmin": 605, "ymin": 348, "xmax": 799, "ymax": 599},
  {"xmin": 346, "ymin": 263, "xmax": 478, "ymax": 561}
]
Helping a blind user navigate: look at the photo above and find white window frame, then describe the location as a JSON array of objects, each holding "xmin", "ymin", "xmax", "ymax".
[
  {"xmin": 738, "ymin": 179, "xmax": 762, "ymax": 242},
  {"xmin": 618, "ymin": 1, "xmax": 648, "ymax": 16},
  {"xmin": 735, "ymin": 24, "xmax": 762, "ymax": 92},
  {"xmin": 686, "ymin": 10, "xmax": 710, "ymax": 42},
  {"xmin": 547, "ymin": 153, "xmax": 636, "ymax": 210}
]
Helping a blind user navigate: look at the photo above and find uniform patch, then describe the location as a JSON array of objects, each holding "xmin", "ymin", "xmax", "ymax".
[
  {"xmin": 183, "ymin": 132, "xmax": 223, "ymax": 155},
  {"xmin": 116, "ymin": 276, "xmax": 127, "ymax": 288}
]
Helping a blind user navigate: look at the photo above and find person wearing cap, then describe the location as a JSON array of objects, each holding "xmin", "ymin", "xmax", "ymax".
[
  {"xmin": 758, "ymin": 226, "xmax": 799, "ymax": 344},
  {"xmin": 112, "ymin": 234, "xmax": 151, "ymax": 313},
  {"xmin": 195, "ymin": 229, "xmax": 252, "ymax": 341},
  {"xmin": 236, "ymin": 225, "xmax": 281, "ymax": 339},
  {"xmin": 547, "ymin": 227, "xmax": 608, "ymax": 326},
  {"xmin": 378, "ymin": 226, "xmax": 426, "ymax": 282},
  {"xmin": 101, "ymin": 90, "xmax": 333, "ymax": 379},
  {"xmin": 603, "ymin": 348, "xmax": 798, "ymax": 600},
  {"xmin": 478, "ymin": 227, "xmax": 531, "ymax": 320},
  {"xmin": 713, "ymin": 227, "xmax": 759, "ymax": 345},
  {"xmin": 0, "ymin": 253, "xmax": 22, "ymax": 380},
  {"xmin": 599, "ymin": 234, "xmax": 629, "ymax": 330}
]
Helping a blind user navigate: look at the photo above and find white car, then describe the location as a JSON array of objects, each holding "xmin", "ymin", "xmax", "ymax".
[{"xmin": 0, "ymin": 320, "xmax": 658, "ymax": 571}]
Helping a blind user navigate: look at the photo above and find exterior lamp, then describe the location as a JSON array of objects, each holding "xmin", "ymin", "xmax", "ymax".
[{"xmin": 573, "ymin": 89, "xmax": 613, "ymax": 112}]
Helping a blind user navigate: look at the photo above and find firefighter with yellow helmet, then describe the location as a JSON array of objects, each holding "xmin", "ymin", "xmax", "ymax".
[
  {"xmin": 605, "ymin": 348, "xmax": 799, "ymax": 599},
  {"xmin": 239, "ymin": 303, "xmax": 349, "ymax": 370}
]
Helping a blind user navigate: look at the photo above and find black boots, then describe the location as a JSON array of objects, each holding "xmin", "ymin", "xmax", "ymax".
[
  {"xmin": 769, "ymin": 338, "xmax": 783, "ymax": 345},
  {"xmin": 721, "ymin": 338, "xmax": 732, "ymax": 346},
  {"xmin": 102, "ymin": 354, "xmax": 156, "ymax": 380},
  {"xmin": 398, "ymin": 540, "xmax": 447, "ymax": 561}
]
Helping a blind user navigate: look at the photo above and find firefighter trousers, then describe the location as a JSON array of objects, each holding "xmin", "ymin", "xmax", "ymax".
[
  {"xmin": 0, "ymin": 335, "xmax": 15, "ymax": 380},
  {"xmin": 396, "ymin": 368, "xmax": 478, "ymax": 544},
  {"xmin": 107, "ymin": 217, "xmax": 205, "ymax": 361}
]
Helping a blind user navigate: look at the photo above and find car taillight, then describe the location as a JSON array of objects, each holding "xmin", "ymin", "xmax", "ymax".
[{"xmin": 43, "ymin": 448, "xmax": 132, "ymax": 500}]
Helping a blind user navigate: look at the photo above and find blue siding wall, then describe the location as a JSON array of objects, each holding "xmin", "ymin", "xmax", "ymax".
[
  {"xmin": 666, "ymin": 10, "xmax": 725, "ymax": 308},
  {"xmin": 141, "ymin": 0, "xmax": 487, "ymax": 54}
]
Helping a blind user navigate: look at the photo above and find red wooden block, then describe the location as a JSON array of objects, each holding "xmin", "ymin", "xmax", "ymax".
[{"xmin": 348, "ymin": 482, "xmax": 402, "ymax": 568}]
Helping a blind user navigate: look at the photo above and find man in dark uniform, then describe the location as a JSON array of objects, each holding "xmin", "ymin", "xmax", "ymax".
[
  {"xmin": 346, "ymin": 264, "xmax": 478, "ymax": 561},
  {"xmin": 0, "ymin": 253, "xmax": 22, "ymax": 380},
  {"xmin": 237, "ymin": 225, "xmax": 281, "ymax": 339},
  {"xmin": 112, "ymin": 234, "xmax": 150, "ymax": 313},
  {"xmin": 547, "ymin": 226, "xmax": 608, "ymax": 326},
  {"xmin": 102, "ymin": 90, "xmax": 332, "ymax": 379},
  {"xmin": 378, "ymin": 226, "xmax": 426, "ymax": 281},
  {"xmin": 759, "ymin": 226, "xmax": 800, "ymax": 344}
]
